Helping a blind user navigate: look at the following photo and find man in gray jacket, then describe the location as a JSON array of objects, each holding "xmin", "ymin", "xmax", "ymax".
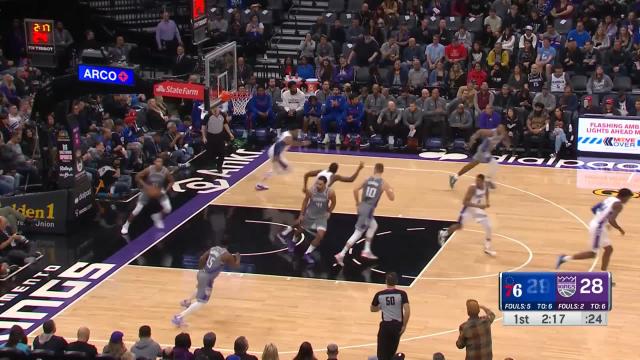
[
  {"xmin": 448, "ymin": 103, "xmax": 474, "ymax": 140},
  {"xmin": 402, "ymin": 101, "xmax": 424, "ymax": 144},
  {"xmin": 423, "ymin": 88, "xmax": 449, "ymax": 143},
  {"xmin": 365, "ymin": 84, "xmax": 387, "ymax": 134},
  {"xmin": 377, "ymin": 100, "xmax": 402, "ymax": 148},
  {"xmin": 131, "ymin": 325, "xmax": 162, "ymax": 360}
]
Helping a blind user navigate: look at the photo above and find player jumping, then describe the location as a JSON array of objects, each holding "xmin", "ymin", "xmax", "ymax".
[
  {"xmin": 556, "ymin": 188, "xmax": 633, "ymax": 272},
  {"xmin": 449, "ymin": 124, "xmax": 510, "ymax": 190},
  {"xmin": 172, "ymin": 245, "xmax": 241, "ymax": 326},
  {"xmin": 279, "ymin": 176, "xmax": 336, "ymax": 263},
  {"xmin": 334, "ymin": 163, "xmax": 394, "ymax": 266},
  {"xmin": 302, "ymin": 161, "xmax": 365, "ymax": 192},
  {"xmin": 439, "ymin": 174, "xmax": 496, "ymax": 256},
  {"xmin": 121, "ymin": 157, "xmax": 174, "ymax": 235},
  {"xmin": 256, "ymin": 129, "xmax": 311, "ymax": 191}
]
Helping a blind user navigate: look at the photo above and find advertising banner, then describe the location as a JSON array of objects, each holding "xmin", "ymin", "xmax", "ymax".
[
  {"xmin": 0, "ymin": 190, "xmax": 68, "ymax": 233},
  {"xmin": 577, "ymin": 117, "xmax": 640, "ymax": 156},
  {"xmin": 154, "ymin": 81, "xmax": 205, "ymax": 100},
  {"xmin": 78, "ymin": 65, "xmax": 135, "ymax": 86}
]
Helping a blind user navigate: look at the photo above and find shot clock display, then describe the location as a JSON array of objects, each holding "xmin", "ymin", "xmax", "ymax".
[
  {"xmin": 24, "ymin": 19, "xmax": 55, "ymax": 54},
  {"xmin": 499, "ymin": 272, "xmax": 611, "ymax": 326}
]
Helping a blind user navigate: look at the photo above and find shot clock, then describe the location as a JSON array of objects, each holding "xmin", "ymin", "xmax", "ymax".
[{"xmin": 499, "ymin": 272, "xmax": 611, "ymax": 326}]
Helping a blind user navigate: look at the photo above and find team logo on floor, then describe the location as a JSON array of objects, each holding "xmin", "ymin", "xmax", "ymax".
[{"xmin": 593, "ymin": 189, "xmax": 640, "ymax": 198}]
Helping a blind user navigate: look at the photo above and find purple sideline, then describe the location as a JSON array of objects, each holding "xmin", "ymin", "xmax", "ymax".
[{"xmin": 14, "ymin": 151, "xmax": 268, "ymax": 340}]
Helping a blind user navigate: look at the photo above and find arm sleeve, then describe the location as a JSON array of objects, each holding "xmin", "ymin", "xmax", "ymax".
[
  {"xmin": 371, "ymin": 292, "xmax": 380, "ymax": 306},
  {"xmin": 401, "ymin": 290, "xmax": 409, "ymax": 304}
]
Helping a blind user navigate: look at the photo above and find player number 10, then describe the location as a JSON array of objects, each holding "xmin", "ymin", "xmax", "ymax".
[{"xmin": 580, "ymin": 278, "xmax": 603, "ymax": 294}]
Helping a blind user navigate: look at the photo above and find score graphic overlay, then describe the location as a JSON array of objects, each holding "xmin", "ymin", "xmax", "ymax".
[
  {"xmin": 24, "ymin": 19, "xmax": 55, "ymax": 54},
  {"xmin": 500, "ymin": 272, "xmax": 611, "ymax": 326}
]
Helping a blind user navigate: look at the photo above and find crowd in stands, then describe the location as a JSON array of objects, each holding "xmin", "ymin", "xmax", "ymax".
[{"xmin": 238, "ymin": 0, "xmax": 640, "ymax": 157}]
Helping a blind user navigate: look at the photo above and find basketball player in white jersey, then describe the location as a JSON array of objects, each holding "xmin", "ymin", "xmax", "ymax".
[
  {"xmin": 121, "ymin": 157, "xmax": 174, "ymax": 235},
  {"xmin": 301, "ymin": 161, "xmax": 365, "ymax": 192},
  {"xmin": 335, "ymin": 163, "xmax": 395, "ymax": 266},
  {"xmin": 172, "ymin": 245, "xmax": 241, "ymax": 326},
  {"xmin": 449, "ymin": 124, "xmax": 510, "ymax": 190},
  {"xmin": 556, "ymin": 188, "xmax": 633, "ymax": 272},
  {"xmin": 439, "ymin": 174, "xmax": 496, "ymax": 256},
  {"xmin": 255, "ymin": 129, "xmax": 311, "ymax": 191}
]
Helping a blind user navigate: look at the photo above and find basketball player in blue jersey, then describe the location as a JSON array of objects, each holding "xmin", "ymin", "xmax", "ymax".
[
  {"xmin": 280, "ymin": 176, "xmax": 337, "ymax": 263},
  {"xmin": 301, "ymin": 161, "xmax": 365, "ymax": 192},
  {"xmin": 449, "ymin": 124, "xmax": 510, "ymax": 190},
  {"xmin": 256, "ymin": 129, "xmax": 311, "ymax": 191},
  {"xmin": 438, "ymin": 174, "xmax": 497, "ymax": 256},
  {"xmin": 335, "ymin": 163, "xmax": 395, "ymax": 265},
  {"xmin": 172, "ymin": 245, "xmax": 241, "ymax": 326},
  {"xmin": 556, "ymin": 188, "xmax": 633, "ymax": 273}
]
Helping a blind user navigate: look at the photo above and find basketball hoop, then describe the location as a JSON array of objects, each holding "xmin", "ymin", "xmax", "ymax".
[{"xmin": 229, "ymin": 91, "xmax": 252, "ymax": 116}]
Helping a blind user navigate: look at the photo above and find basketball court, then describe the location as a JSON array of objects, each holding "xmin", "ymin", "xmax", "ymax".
[{"xmin": 32, "ymin": 150, "xmax": 639, "ymax": 360}]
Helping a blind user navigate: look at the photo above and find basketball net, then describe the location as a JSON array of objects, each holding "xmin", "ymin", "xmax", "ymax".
[{"xmin": 229, "ymin": 91, "xmax": 252, "ymax": 116}]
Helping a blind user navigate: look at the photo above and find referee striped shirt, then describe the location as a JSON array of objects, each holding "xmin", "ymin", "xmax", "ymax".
[{"xmin": 371, "ymin": 288, "xmax": 409, "ymax": 322}]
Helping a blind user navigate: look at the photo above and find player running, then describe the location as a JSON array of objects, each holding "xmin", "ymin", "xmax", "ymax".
[
  {"xmin": 334, "ymin": 163, "xmax": 394, "ymax": 266},
  {"xmin": 172, "ymin": 245, "xmax": 241, "ymax": 326},
  {"xmin": 302, "ymin": 161, "xmax": 365, "ymax": 192},
  {"xmin": 279, "ymin": 176, "xmax": 336, "ymax": 263},
  {"xmin": 438, "ymin": 174, "xmax": 496, "ymax": 256},
  {"xmin": 121, "ymin": 157, "xmax": 174, "ymax": 235},
  {"xmin": 449, "ymin": 124, "xmax": 510, "ymax": 190},
  {"xmin": 556, "ymin": 188, "xmax": 633, "ymax": 272},
  {"xmin": 256, "ymin": 129, "xmax": 311, "ymax": 191}
]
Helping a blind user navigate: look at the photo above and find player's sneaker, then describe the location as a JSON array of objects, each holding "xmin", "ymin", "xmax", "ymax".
[
  {"xmin": 171, "ymin": 315, "xmax": 185, "ymax": 327},
  {"xmin": 322, "ymin": 134, "xmax": 330, "ymax": 144},
  {"xmin": 120, "ymin": 222, "xmax": 130, "ymax": 235},
  {"xmin": 556, "ymin": 254, "xmax": 567, "ymax": 269},
  {"xmin": 276, "ymin": 228, "xmax": 291, "ymax": 244},
  {"xmin": 438, "ymin": 229, "xmax": 448, "ymax": 246},
  {"xmin": 361, "ymin": 250, "xmax": 378, "ymax": 260},
  {"xmin": 286, "ymin": 236, "xmax": 297, "ymax": 253},
  {"xmin": 355, "ymin": 135, "xmax": 362, "ymax": 147},
  {"xmin": 151, "ymin": 214, "xmax": 165, "ymax": 229},
  {"xmin": 334, "ymin": 253, "xmax": 345, "ymax": 266},
  {"xmin": 335, "ymin": 134, "xmax": 341, "ymax": 144},
  {"xmin": 449, "ymin": 175, "xmax": 458, "ymax": 189},
  {"xmin": 343, "ymin": 134, "xmax": 351, "ymax": 146},
  {"xmin": 255, "ymin": 183, "xmax": 269, "ymax": 191},
  {"xmin": 483, "ymin": 248, "xmax": 497, "ymax": 256},
  {"xmin": 180, "ymin": 299, "xmax": 191, "ymax": 308},
  {"xmin": 303, "ymin": 253, "xmax": 315, "ymax": 264}
]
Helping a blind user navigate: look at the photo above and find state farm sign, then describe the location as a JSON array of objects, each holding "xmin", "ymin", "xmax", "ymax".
[{"xmin": 153, "ymin": 81, "xmax": 205, "ymax": 100}]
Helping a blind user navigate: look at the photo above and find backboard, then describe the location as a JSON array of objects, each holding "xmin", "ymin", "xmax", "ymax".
[{"xmin": 204, "ymin": 41, "xmax": 237, "ymax": 108}]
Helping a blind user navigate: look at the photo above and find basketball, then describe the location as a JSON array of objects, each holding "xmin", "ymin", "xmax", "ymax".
[{"xmin": 145, "ymin": 185, "xmax": 162, "ymax": 199}]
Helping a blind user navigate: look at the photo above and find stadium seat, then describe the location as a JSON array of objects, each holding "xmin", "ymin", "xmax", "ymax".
[
  {"xmin": 0, "ymin": 348, "xmax": 27, "ymax": 360},
  {"xmin": 613, "ymin": 75, "xmax": 632, "ymax": 92},
  {"xmin": 399, "ymin": 14, "xmax": 418, "ymax": 27},
  {"xmin": 464, "ymin": 16, "xmax": 484, "ymax": 33},
  {"xmin": 427, "ymin": 16, "xmax": 440, "ymax": 32},
  {"xmin": 267, "ymin": 0, "xmax": 284, "ymax": 11},
  {"xmin": 570, "ymin": 75, "xmax": 588, "ymax": 93},
  {"xmin": 64, "ymin": 351, "xmax": 89, "ymax": 360},
  {"xmin": 451, "ymin": 138, "xmax": 467, "ymax": 152},
  {"xmin": 347, "ymin": 0, "xmax": 363, "ymax": 12},
  {"xmin": 328, "ymin": 0, "xmax": 345, "ymax": 13},
  {"xmin": 355, "ymin": 66, "xmax": 371, "ymax": 86},
  {"xmin": 554, "ymin": 18, "xmax": 573, "ymax": 35},
  {"xmin": 445, "ymin": 16, "xmax": 462, "ymax": 31},
  {"xmin": 423, "ymin": 137, "xmax": 444, "ymax": 150},
  {"xmin": 29, "ymin": 349, "xmax": 56, "ymax": 360},
  {"xmin": 340, "ymin": 12, "xmax": 356, "ymax": 25}
]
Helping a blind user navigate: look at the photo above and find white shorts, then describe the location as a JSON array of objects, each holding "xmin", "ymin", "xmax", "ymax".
[
  {"xmin": 268, "ymin": 145, "xmax": 290, "ymax": 174},
  {"xmin": 589, "ymin": 221, "xmax": 611, "ymax": 252},
  {"xmin": 458, "ymin": 206, "xmax": 489, "ymax": 225}
]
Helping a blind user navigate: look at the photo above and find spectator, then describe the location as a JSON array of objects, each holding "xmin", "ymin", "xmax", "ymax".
[
  {"xmin": 487, "ymin": 42, "xmax": 509, "ymax": 68},
  {"xmin": 533, "ymin": 85, "xmax": 557, "ymax": 112},
  {"xmin": 402, "ymin": 38, "xmax": 425, "ymax": 64},
  {"xmin": 266, "ymin": 79, "xmax": 283, "ymax": 107},
  {"xmin": 456, "ymin": 300, "xmax": 495, "ymax": 360},
  {"xmin": 316, "ymin": 35, "xmax": 334, "ymax": 66},
  {"xmin": 333, "ymin": 56, "xmax": 354, "ymax": 85},
  {"xmin": 0, "ymin": 74, "xmax": 19, "ymax": 106},
  {"xmin": 517, "ymin": 39, "xmax": 536, "ymax": 72},
  {"xmin": 194, "ymin": 332, "xmax": 224, "ymax": 360},
  {"xmin": 468, "ymin": 42, "xmax": 486, "ymax": 69},
  {"xmin": 561, "ymin": 38, "xmax": 583, "ymax": 73},
  {"xmin": 528, "ymin": 64, "xmax": 545, "ymax": 93},
  {"xmin": 171, "ymin": 332, "xmax": 194, "ymax": 360},
  {"xmin": 603, "ymin": 98, "xmax": 622, "ymax": 116},
  {"xmin": 53, "ymin": 21, "xmax": 74, "ymax": 52},
  {"xmin": 587, "ymin": 66, "xmax": 614, "ymax": 94},
  {"xmin": 467, "ymin": 62, "xmax": 487, "ymax": 86},
  {"xmin": 615, "ymin": 90, "xmax": 634, "ymax": 116},
  {"xmin": 293, "ymin": 342, "xmax": 317, "ymax": 360},
  {"xmin": 493, "ymin": 85, "xmax": 516, "ymax": 112},
  {"xmin": 448, "ymin": 62, "xmax": 467, "ymax": 96},
  {"xmin": 416, "ymin": 88, "xmax": 431, "ymax": 113},
  {"xmin": 237, "ymin": 57, "xmax": 253, "ymax": 86},
  {"xmin": 630, "ymin": 98, "xmax": 640, "ymax": 116},
  {"xmin": 0, "ymin": 215, "xmax": 38, "ymax": 265},
  {"xmin": 67, "ymin": 327, "xmax": 98, "ymax": 359},
  {"xmin": 131, "ymin": 325, "xmax": 162, "ymax": 360},
  {"xmin": 448, "ymin": 103, "xmax": 473, "ymax": 140},
  {"xmin": 474, "ymin": 82, "xmax": 494, "ymax": 113},
  {"xmin": 346, "ymin": 18, "xmax": 364, "ymax": 44},
  {"xmin": 245, "ymin": 14, "xmax": 265, "ymax": 55},
  {"xmin": 279, "ymin": 81, "xmax": 306, "ymax": 129},
  {"xmin": 549, "ymin": 107, "xmax": 571, "ymax": 157},
  {"xmin": 433, "ymin": 352, "xmax": 445, "ymax": 360},
  {"xmin": 477, "ymin": 104, "xmax": 502, "ymax": 129},
  {"xmin": 582, "ymin": 41, "xmax": 599, "ymax": 73},
  {"xmin": 487, "ymin": 63, "xmax": 507, "ymax": 89},
  {"xmin": 579, "ymin": 95, "xmax": 602, "ymax": 115},
  {"xmin": 311, "ymin": 16, "xmax": 329, "ymax": 41},
  {"xmin": 377, "ymin": 37, "xmax": 398, "ymax": 67},
  {"xmin": 0, "ymin": 325, "xmax": 29, "ymax": 354},
  {"xmin": 408, "ymin": 59, "xmax": 429, "ymax": 94},
  {"xmin": 428, "ymin": 62, "xmax": 448, "ymax": 89},
  {"xmin": 33, "ymin": 320, "xmax": 67, "ymax": 354},
  {"xmin": 502, "ymin": 107, "xmax": 522, "ymax": 146},
  {"xmin": 608, "ymin": 39, "xmax": 629, "ymax": 76},
  {"xmin": 484, "ymin": 8, "xmax": 502, "ymax": 33},
  {"xmin": 102, "ymin": 331, "xmax": 127, "ymax": 360},
  {"xmin": 385, "ymin": 59, "xmax": 408, "ymax": 92},
  {"xmin": 299, "ymin": 34, "xmax": 316, "ymax": 64},
  {"xmin": 401, "ymin": 101, "xmax": 424, "ymax": 144},
  {"xmin": 146, "ymin": 98, "xmax": 168, "ymax": 131},
  {"xmin": 227, "ymin": 336, "xmax": 258, "ymax": 360},
  {"xmin": 527, "ymin": 9, "xmax": 544, "ymax": 34},
  {"xmin": 503, "ymin": 4, "xmax": 524, "ymax": 32},
  {"xmin": 592, "ymin": 24, "xmax": 610, "ymax": 51},
  {"xmin": 343, "ymin": 94, "xmax": 364, "ymax": 144},
  {"xmin": 445, "ymin": 37, "xmax": 468, "ymax": 68},
  {"xmin": 524, "ymin": 102, "xmax": 549, "ymax": 156},
  {"xmin": 162, "ymin": 122, "xmax": 191, "ymax": 166},
  {"xmin": 296, "ymin": 56, "xmax": 315, "ymax": 80},
  {"xmin": 365, "ymin": 84, "xmax": 387, "ymax": 134},
  {"xmin": 109, "ymin": 35, "xmax": 130, "ymax": 62},
  {"xmin": 558, "ymin": 86, "xmax": 579, "ymax": 112},
  {"xmin": 425, "ymin": 35, "xmax": 446, "ymax": 71},
  {"xmin": 302, "ymin": 95, "xmax": 323, "ymax": 133},
  {"xmin": 315, "ymin": 81, "xmax": 331, "ymax": 104},
  {"xmin": 261, "ymin": 343, "xmax": 279, "ymax": 360},
  {"xmin": 209, "ymin": 12, "xmax": 229, "ymax": 43},
  {"xmin": 549, "ymin": 65, "xmax": 569, "ymax": 93},
  {"xmin": 156, "ymin": 11, "xmax": 182, "ymax": 52},
  {"xmin": 326, "ymin": 343, "xmax": 339, "ymax": 360},
  {"xmin": 381, "ymin": 0, "xmax": 400, "ymax": 25},
  {"xmin": 567, "ymin": 21, "xmax": 591, "ymax": 48},
  {"xmin": 516, "ymin": 86, "xmax": 533, "ymax": 111},
  {"xmin": 536, "ymin": 36, "xmax": 556, "ymax": 75},
  {"xmin": 282, "ymin": 57, "xmax": 295, "ymax": 77},
  {"xmin": 423, "ymin": 88, "xmax": 449, "ymax": 142},
  {"xmin": 322, "ymin": 86, "xmax": 347, "ymax": 143},
  {"xmin": 377, "ymin": 101, "xmax": 403, "ymax": 148},
  {"xmin": 518, "ymin": 25, "xmax": 538, "ymax": 49},
  {"xmin": 395, "ymin": 87, "xmax": 416, "ymax": 109},
  {"xmin": 454, "ymin": 26, "xmax": 473, "ymax": 50},
  {"xmin": 247, "ymin": 86, "xmax": 274, "ymax": 129},
  {"xmin": 371, "ymin": 272, "xmax": 410, "ymax": 360},
  {"xmin": 550, "ymin": 0, "xmax": 575, "ymax": 19},
  {"xmin": 498, "ymin": 27, "xmax": 516, "ymax": 53}
]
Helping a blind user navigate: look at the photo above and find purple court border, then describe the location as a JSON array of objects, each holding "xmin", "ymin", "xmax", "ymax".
[
  {"xmin": 292, "ymin": 147, "xmax": 640, "ymax": 173},
  {"xmin": 13, "ymin": 151, "xmax": 268, "ymax": 339}
]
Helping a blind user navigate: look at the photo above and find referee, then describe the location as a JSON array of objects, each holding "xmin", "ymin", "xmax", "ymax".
[
  {"xmin": 201, "ymin": 105, "xmax": 234, "ymax": 172},
  {"xmin": 371, "ymin": 272, "xmax": 410, "ymax": 360}
]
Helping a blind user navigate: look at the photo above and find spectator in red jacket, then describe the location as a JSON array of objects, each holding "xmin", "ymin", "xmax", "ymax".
[{"xmin": 467, "ymin": 62, "xmax": 487, "ymax": 87}]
